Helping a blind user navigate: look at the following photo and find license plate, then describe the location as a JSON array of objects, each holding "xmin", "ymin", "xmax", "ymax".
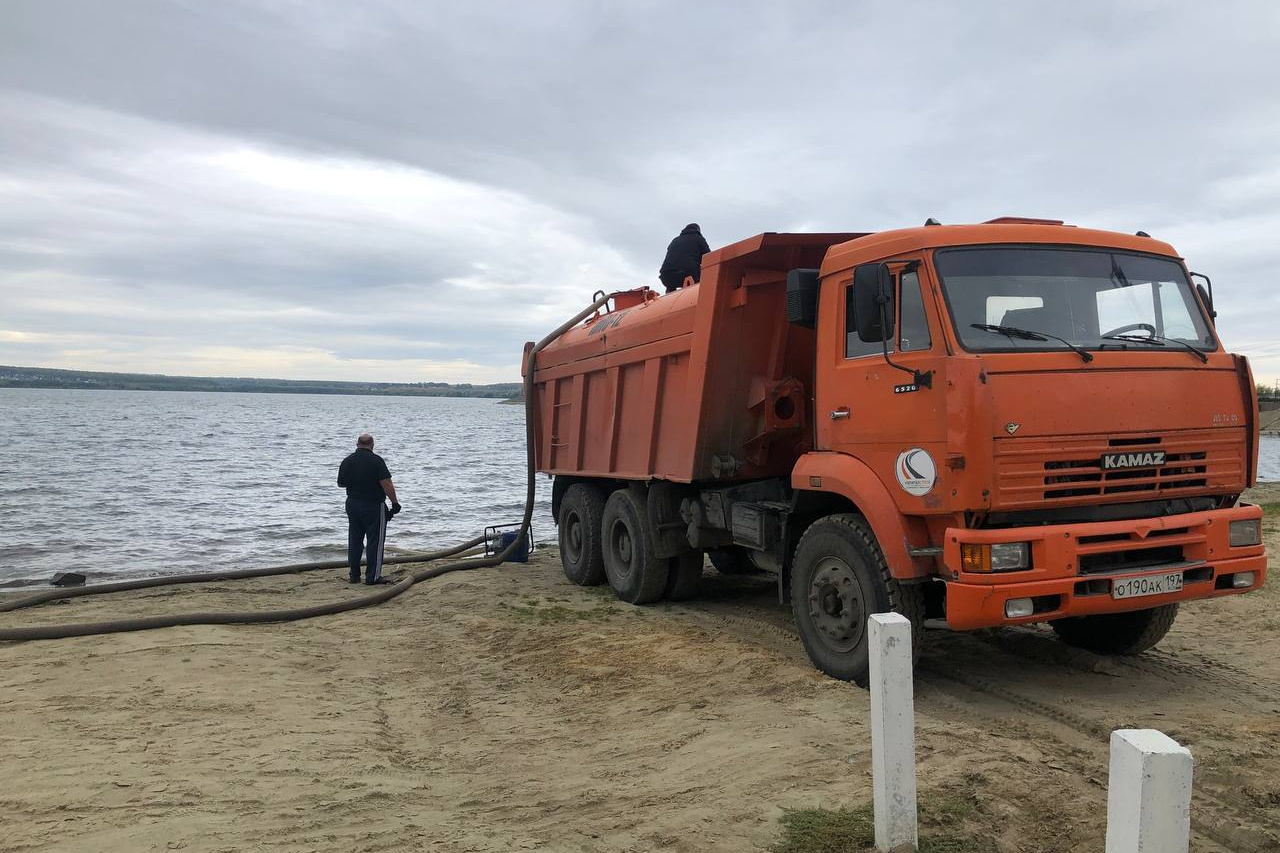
[{"xmin": 1112, "ymin": 571, "xmax": 1184, "ymax": 600}]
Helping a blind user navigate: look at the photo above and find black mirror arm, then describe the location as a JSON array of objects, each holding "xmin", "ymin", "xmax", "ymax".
[
  {"xmin": 878, "ymin": 298, "xmax": 933, "ymax": 389},
  {"xmin": 1190, "ymin": 272, "xmax": 1216, "ymax": 319}
]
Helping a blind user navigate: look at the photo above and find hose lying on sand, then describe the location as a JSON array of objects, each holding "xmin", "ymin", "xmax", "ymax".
[
  {"xmin": 0, "ymin": 537, "xmax": 487, "ymax": 615},
  {"xmin": 0, "ymin": 291, "xmax": 622, "ymax": 642}
]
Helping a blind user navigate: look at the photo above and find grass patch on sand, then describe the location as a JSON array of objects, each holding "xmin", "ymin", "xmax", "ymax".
[
  {"xmin": 500, "ymin": 599, "xmax": 620, "ymax": 624},
  {"xmin": 771, "ymin": 782, "xmax": 995, "ymax": 853},
  {"xmin": 771, "ymin": 806, "xmax": 874, "ymax": 853}
]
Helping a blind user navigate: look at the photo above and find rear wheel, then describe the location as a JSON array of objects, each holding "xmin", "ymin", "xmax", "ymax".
[
  {"xmin": 664, "ymin": 551, "xmax": 704, "ymax": 601},
  {"xmin": 557, "ymin": 483, "xmax": 607, "ymax": 586},
  {"xmin": 1050, "ymin": 604, "xmax": 1178, "ymax": 655},
  {"xmin": 601, "ymin": 489, "xmax": 669, "ymax": 604},
  {"xmin": 790, "ymin": 514, "xmax": 923, "ymax": 686}
]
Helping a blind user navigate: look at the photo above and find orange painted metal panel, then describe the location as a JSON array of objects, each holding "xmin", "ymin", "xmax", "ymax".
[
  {"xmin": 532, "ymin": 233, "xmax": 859, "ymax": 482},
  {"xmin": 941, "ymin": 503, "xmax": 1266, "ymax": 629}
]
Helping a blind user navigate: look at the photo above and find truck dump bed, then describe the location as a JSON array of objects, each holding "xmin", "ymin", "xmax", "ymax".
[{"xmin": 529, "ymin": 233, "xmax": 862, "ymax": 483}]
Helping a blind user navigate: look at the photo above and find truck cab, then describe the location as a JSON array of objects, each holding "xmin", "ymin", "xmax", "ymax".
[{"xmin": 785, "ymin": 219, "xmax": 1265, "ymax": 678}]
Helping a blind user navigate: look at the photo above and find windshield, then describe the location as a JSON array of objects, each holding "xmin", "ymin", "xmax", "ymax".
[{"xmin": 934, "ymin": 247, "xmax": 1217, "ymax": 353}]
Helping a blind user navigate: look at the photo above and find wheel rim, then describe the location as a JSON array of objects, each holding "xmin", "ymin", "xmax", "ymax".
[
  {"xmin": 806, "ymin": 556, "xmax": 865, "ymax": 653},
  {"xmin": 609, "ymin": 518, "xmax": 635, "ymax": 580},
  {"xmin": 564, "ymin": 510, "xmax": 583, "ymax": 563}
]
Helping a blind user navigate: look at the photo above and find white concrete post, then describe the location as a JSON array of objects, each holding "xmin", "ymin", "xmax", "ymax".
[
  {"xmin": 869, "ymin": 612, "xmax": 918, "ymax": 852},
  {"xmin": 1105, "ymin": 729, "xmax": 1193, "ymax": 853}
]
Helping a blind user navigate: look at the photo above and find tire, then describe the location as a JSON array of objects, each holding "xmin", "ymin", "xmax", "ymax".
[
  {"xmin": 708, "ymin": 547, "xmax": 759, "ymax": 575},
  {"xmin": 601, "ymin": 489, "xmax": 670, "ymax": 604},
  {"xmin": 1050, "ymin": 604, "xmax": 1178, "ymax": 655},
  {"xmin": 790, "ymin": 514, "xmax": 924, "ymax": 686},
  {"xmin": 557, "ymin": 483, "xmax": 607, "ymax": 586},
  {"xmin": 664, "ymin": 551, "xmax": 704, "ymax": 601}
]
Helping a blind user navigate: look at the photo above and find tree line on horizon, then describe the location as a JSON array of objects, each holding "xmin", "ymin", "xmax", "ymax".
[{"xmin": 0, "ymin": 365, "xmax": 521, "ymax": 399}]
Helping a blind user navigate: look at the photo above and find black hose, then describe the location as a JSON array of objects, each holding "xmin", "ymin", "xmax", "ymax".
[
  {"xmin": 0, "ymin": 536, "xmax": 486, "ymax": 614},
  {"xmin": 0, "ymin": 291, "xmax": 619, "ymax": 642}
]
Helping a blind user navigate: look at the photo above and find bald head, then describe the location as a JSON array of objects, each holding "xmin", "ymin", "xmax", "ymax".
[{"xmin": 357, "ymin": 433, "xmax": 374, "ymax": 449}]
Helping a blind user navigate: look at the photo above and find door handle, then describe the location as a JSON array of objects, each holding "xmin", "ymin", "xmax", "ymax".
[{"xmin": 829, "ymin": 407, "xmax": 850, "ymax": 420}]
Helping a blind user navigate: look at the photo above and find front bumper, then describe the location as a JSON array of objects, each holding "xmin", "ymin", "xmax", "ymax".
[{"xmin": 942, "ymin": 504, "xmax": 1267, "ymax": 630}]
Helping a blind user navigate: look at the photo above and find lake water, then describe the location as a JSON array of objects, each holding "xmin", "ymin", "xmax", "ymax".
[
  {"xmin": 1261, "ymin": 433, "xmax": 1280, "ymax": 482},
  {"xmin": 0, "ymin": 389, "xmax": 547, "ymax": 588},
  {"xmin": 0, "ymin": 388, "xmax": 1276, "ymax": 588}
]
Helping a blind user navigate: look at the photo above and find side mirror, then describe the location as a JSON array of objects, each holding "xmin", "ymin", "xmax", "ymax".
[
  {"xmin": 1193, "ymin": 280, "xmax": 1216, "ymax": 323},
  {"xmin": 853, "ymin": 262, "xmax": 894, "ymax": 342},
  {"xmin": 786, "ymin": 268, "xmax": 820, "ymax": 328},
  {"xmin": 1187, "ymin": 272, "xmax": 1218, "ymax": 322}
]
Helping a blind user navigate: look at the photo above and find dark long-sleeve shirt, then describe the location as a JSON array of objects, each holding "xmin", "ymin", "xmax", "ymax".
[{"xmin": 338, "ymin": 448, "xmax": 391, "ymax": 504}]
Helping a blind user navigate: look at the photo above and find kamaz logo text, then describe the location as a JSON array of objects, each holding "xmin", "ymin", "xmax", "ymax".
[
  {"xmin": 587, "ymin": 309, "xmax": 631, "ymax": 337},
  {"xmin": 1100, "ymin": 451, "xmax": 1167, "ymax": 470}
]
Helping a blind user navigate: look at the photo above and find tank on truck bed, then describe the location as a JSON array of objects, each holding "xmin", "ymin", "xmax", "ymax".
[
  {"xmin": 530, "ymin": 233, "xmax": 862, "ymax": 484},
  {"xmin": 525, "ymin": 220, "xmax": 1267, "ymax": 685}
]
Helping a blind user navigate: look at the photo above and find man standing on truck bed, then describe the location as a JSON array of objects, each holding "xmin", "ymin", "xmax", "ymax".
[
  {"xmin": 659, "ymin": 223, "xmax": 711, "ymax": 292},
  {"xmin": 337, "ymin": 433, "xmax": 400, "ymax": 585}
]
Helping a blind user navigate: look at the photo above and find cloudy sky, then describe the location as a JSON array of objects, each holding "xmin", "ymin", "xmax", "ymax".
[{"xmin": 2, "ymin": 0, "xmax": 1279, "ymax": 385}]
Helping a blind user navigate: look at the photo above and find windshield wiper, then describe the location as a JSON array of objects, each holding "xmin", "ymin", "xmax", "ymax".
[
  {"xmin": 970, "ymin": 323, "xmax": 1094, "ymax": 363},
  {"xmin": 1100, "ymin": 333, "xmax": 1209, "ymax": 363}
]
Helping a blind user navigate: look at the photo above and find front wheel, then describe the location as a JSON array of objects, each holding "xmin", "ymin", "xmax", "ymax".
[
  {"xmin": 790, "ymin": 514, "xmax": 923, "ymax": 686},
  {"xmin": 1050, "ymin": 604, "xmax": 1178, "ymax": 655}
]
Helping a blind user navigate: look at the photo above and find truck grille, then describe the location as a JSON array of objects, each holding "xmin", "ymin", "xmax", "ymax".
[
  {"xmin": 1078, "ymin": 544, "xmax": 1184, "ymax": 575},
  {"xmin": 994, "ymin": 430, "xmax": 1245, "ymax": 510}
]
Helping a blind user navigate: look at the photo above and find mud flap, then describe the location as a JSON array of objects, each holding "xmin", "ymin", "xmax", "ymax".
[{"xmin": 646, "ymin": 480, "xmax": 693, "ymax": 558}]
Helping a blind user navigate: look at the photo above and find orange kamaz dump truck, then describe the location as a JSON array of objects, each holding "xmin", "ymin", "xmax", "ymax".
[{"xmin": 525, "ymin": 218, "xmax": 1267, "ymax": 683}]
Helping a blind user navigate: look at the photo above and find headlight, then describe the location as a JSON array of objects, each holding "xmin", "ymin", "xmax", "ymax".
[
  {"xmin": 960, "ymin": 542, "xmax": 1031, "ymax": 573},
  {"xmin": 1229, "ymin": 519, "xmax": 1262, "ymax": 547},
  {"xmin": 991, "ymin": 542, "xmax": 1031, "ymax": 571}
]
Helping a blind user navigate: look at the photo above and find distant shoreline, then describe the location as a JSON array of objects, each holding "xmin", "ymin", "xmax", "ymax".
[{"xmin": 0, "ymin": 364, "xmax": 521, "ymax": 400}]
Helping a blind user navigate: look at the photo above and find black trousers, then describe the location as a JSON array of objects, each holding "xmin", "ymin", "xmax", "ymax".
[
  {"xmin": 660, "ymin": 269, "xmax": 698, "ymax": 292},
  {"xmin": 346, "ymin": 498, "xmax": 386, "ymax": 582}
]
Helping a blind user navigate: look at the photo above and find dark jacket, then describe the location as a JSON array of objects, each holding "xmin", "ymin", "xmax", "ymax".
[
  {"xmin": 659, "ymin": 224, "xmax": 711, "ymax": 283},
  {"xmin": 338, "ymin": 447, "xmax": 392, "ymax": 504}
]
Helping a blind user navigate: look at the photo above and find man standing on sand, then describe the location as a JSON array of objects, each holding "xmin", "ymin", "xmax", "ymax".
[{"xmin": 337, "ymin": 433, "xmax": 401, "ymax": 585}]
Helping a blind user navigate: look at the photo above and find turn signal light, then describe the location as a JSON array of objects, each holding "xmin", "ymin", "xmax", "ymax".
[{"xmin": 960, "ymin": 543, "xmax": 992, "ymax": 573}]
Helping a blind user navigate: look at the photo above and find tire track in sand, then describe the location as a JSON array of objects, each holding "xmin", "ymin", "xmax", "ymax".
[{"xmin": 669, "ymin": 581, "xmax": 1278, "ymax": 853}]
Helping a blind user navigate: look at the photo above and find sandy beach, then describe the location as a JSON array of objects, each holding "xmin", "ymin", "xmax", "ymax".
[{"xmin": 3, "ymin": 488, "xmax": 1278, "ymax": 852}]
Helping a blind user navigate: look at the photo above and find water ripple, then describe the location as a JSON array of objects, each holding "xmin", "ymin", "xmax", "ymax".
[{"xmin": 0, "ymin": 389, "xmax": 548, "ymax": 587}]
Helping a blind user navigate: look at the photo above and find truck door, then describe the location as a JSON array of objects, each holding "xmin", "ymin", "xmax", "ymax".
[{"xmin": 815, "ymin": 261, "xmax": 948, "ymax": 488}]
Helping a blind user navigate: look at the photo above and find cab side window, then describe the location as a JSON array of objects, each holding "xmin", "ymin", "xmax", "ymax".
[
  {"xmin": 845, "ymin": 280, "xmax": 889, "ymax": 359},
  {"xmin": 898, "ymin": 271, "xmax": 932, "ymax": 352}
]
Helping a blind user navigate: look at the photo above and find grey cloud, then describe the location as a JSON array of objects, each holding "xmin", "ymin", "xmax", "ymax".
[{"xmin": 2, "ymin": 0, "xmax": 1279, "ymax": 381}]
